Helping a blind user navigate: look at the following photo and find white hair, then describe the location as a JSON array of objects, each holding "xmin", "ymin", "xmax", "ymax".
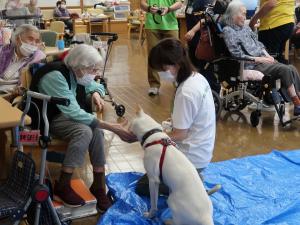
[
  {"xmin": 64, "ymin": 44, "xmax": 103, "ymax": 69},
  {"xmin": 11, "ymin": 24, "xmax": 40, "ymax": 44},
  {"xmin": 221, "ymin": 0, "xmax": 246, "ymax": 26}
]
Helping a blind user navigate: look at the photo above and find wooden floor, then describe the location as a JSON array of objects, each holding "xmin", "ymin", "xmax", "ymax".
[
  {"xmin": 2, "ymin": 33, "xmax": 300, "ymax": 225},
  {"xmin": 105, "ymin": 36, "xmax": 300, "ymax": 161}
]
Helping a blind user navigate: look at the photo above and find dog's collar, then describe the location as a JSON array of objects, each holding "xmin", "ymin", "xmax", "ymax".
[{"xmin": 141, "ymin": 128, "xmax": 162, "ymax": 146}]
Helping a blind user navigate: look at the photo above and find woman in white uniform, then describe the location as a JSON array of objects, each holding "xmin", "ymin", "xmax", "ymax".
[{"xmin": 136, "ymin": 38, "xmax": 216, "ymax": 196}]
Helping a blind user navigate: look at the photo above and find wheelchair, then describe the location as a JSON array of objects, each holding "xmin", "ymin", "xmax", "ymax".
[{"xmin": 195, "ymin": 3, "xmax": 300, "ymax": 127}]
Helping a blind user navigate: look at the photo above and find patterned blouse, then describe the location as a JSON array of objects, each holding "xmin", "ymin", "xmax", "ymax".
[{"xmin": 222, "ymin": 25, "xmax": 267, "ymax": 69}]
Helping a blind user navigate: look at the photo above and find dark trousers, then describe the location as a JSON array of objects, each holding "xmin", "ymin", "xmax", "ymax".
[
  {"xmin": 291, "ymin": 32, "xmax": 300, "ymax": 49},
  {"xmin": 254, "ymin": 62, "xmax": 300, "ymax": 98},
  {"xmin": 258, "ymin": 22, "xmax": 294, "ymax": 63}
]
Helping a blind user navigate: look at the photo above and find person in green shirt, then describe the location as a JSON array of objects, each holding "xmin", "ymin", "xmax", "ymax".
[{"xmin": 141, "ymin": 0, "xmax": 182, "ymax": 96}]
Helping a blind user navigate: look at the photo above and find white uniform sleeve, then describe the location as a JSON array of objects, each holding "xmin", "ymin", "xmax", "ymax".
[{"xmin": 172, "ymin": 92, "xmax": 197, "ymax": 130}]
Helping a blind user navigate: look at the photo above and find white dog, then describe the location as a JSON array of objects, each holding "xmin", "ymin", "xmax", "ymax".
[{"xmin": 130, "ymin": 107, "xmax": 214, "ymax": 225}]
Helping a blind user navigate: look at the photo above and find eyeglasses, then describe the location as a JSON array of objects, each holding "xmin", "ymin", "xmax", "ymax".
[{"xmin": 80, "ymin": 65, "xmax": 102, "ymax": 76}]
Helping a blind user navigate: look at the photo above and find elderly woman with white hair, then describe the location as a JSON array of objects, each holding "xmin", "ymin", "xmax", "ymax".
[
  {"xmin": 0, "ymin": 24, "xmax": 45, "ymax": 94},
  {"xmin": 222, "ymin": 0, "xmax": 300, "ymax": 116},
  {"xmin": 30, "ymin": 44, "xmax": 137, "ymax": 210}
]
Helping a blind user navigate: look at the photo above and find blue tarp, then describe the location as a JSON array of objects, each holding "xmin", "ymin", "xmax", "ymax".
[{"xmin": 98, "ymin": 150, "xmax": 300, "ymax": 225}]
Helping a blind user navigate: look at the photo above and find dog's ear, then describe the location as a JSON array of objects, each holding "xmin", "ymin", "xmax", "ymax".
[{"xmin": 135, "ymin": 104, "xmax": 144, "ymax": 116}]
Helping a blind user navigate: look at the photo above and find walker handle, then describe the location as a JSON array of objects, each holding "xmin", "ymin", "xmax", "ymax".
[{"xmin": 26, "ymin": 91, "xmax": 70, "ymax": 106}]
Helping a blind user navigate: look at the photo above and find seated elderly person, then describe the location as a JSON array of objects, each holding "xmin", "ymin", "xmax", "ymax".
[
  {"xmin": 53, "ymin": 0, "xmax": 73, "ymax": 32},
  {"xmin": 26, "ymin": 0, "xmax": 41, "ymax": 16},
  {"xmin": 222, "ymin": 0, "xmax": 300, "ymax": 116},
  {"xmin": 31, "ymin": 44, "xmax": 137, "ymax": 210},
  {"xmin": 0, "ymin": 24, "xmax": 45, "ymax": 95},
  {"xmin": 5, "ymin": 0, "xmax": 24, "ymax": 9},
  {"xmin": 25, "ymin": 0, "xmax": 42, "ymax": 27},
  {"xmin": 5, "ymin": 0, "xmax": 32, "ymax": 27}
]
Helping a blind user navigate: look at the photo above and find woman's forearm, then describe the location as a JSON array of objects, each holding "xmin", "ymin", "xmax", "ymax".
[{"xmin": 167, "ymin": 128, "xmax": 188, "ymax": 142}]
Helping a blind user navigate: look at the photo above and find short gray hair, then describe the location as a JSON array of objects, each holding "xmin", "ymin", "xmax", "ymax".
[
  {"xmin": 221, "ymin": 0, "xmax": 245, "ymax": 26},
  {"xmin": 64, "ymin": 44, "xmax": 103, "ymax": 69},
  {"xmin": 11, "ymin": 24, "xmax": 40, "ymax": 44}
]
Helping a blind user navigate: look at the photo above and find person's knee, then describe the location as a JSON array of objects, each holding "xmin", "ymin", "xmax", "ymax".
[
  {"xmin": 93, "ymin": 128, "xmax": 104, "ymax": 138},
  {"xmin": 80, "ymin": 127, "xmax": 93, "ymax": 143},
  {"xmin": 288, "ymin": 64, "xmax": 298, "ymax": 73}
]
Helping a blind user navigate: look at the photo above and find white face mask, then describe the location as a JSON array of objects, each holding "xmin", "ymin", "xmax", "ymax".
[
  {"xmin": 60, "ymin": 4, "xmax": 66, "ymax": 9},
  {"xmin": 158, "ymin": 70, "xmax": 175, "ymax": 82},
  {"xmin": 77, "ymin": 74, "xmax": 96, "ymax": 86},
  {"xmin": 19, "ymin": 41, "xmax": 38, "ymax": 57}
]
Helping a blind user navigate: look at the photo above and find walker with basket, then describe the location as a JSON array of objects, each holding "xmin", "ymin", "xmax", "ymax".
[{"xmin": 0, "ymin": 90, "xmax": 71, "ymax": 225}]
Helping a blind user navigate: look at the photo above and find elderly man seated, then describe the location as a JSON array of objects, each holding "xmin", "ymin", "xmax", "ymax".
[
  {"xmin": 222, "ymin": 0, "xmax": 300, "ymax": 116},
  {"xmin": 0, "ymin": 24, "xmax": 45, "ymax": 96}
]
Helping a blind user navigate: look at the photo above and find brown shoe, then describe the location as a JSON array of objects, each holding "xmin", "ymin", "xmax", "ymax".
[
  {"xmin": 54, "ymin": 181, "xmax": 85, "ymax": 207},
  {"xmin": 90, "ymin": 186, "xmax": 112, "ymax": 212}
]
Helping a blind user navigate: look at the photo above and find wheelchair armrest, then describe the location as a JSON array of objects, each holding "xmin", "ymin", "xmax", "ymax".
[
  {"xmin": 231, "ymin": 57, "xmax": 255, "ymax": 62},
  {"xmin": 211, "ymin": 56, "xmax": 254, "ymax": 64}
]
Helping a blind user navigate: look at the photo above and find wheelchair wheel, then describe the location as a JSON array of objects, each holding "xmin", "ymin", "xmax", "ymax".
[
  {"xmin": 115, "ymin": 104, "xmax": 125, "ymax": 117},
  {"xmin": 212, "ymin": 90, "xmax": 222, "ymax": 120},
  {"xmin": 250, "ymin": 110, "xmax": 261, "ymax": 127},
  {"xmin": 224, "ymin": 96, "xmax": 249, "ymax": 111},
  {"xmin": 223, "ymin": 111, "xmax": 247, "ymax": 124}
]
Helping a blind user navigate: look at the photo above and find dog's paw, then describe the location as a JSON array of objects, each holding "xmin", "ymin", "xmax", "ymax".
[{"xmin": 144, "ymin": 209, "xmax": 157, "ymax": 218}]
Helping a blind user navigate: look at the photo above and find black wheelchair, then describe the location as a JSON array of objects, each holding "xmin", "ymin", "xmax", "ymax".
[{"xmin": 195, "ymin": 3, "xmax": 300, "ymax": 127}]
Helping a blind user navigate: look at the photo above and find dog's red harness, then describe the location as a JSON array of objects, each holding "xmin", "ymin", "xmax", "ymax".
[{"xmin": 144, "ymin": 138, "xmax": 177, "ymax": 182}]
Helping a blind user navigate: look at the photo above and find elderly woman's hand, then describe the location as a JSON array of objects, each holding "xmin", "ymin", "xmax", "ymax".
[
  {"xmin": 110, "ymin": 119, "xmax": 138, "ymax": 143},
  {"xmin": 254, "ymin": 56, "xmax": 275, "ymax": 64},
  {"xmin": 92, "ymin": 92, "xmax": 105, "ymax": 112},
  {"xmin": 98, "ymin": 119, "xmax": 137, "ymax": 143}
]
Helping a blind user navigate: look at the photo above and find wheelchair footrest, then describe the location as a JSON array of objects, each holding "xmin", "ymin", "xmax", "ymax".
[
  {"xmin": 271, "ymin": 89, "xmax": 282, "ymax": 104},
  {"xmin": 53, "ymin": 179, "xmax": 98, "ymax": 221}
]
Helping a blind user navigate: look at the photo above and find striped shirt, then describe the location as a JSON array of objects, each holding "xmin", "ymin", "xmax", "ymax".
[{"xmin": 0, "ymin": 53, "xmax": 27, "ymax": 93}]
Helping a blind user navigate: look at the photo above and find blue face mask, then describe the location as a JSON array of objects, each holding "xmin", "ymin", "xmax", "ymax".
[
  {"xmin": 76, "ymin": 74, "xmax": 96, "ymax": 86},
  {"xmin": 158, "ymin": 70, "xmax": 175, "ymax": 82}
]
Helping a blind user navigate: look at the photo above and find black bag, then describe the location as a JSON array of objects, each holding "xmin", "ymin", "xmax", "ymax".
[
  {"xmin": 192, "ymin": 0, "xmax": 214, "ymax": 12},
  {"xmin": 213, "ymin": 0, "xmax": 231, "ymax": 14}
]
